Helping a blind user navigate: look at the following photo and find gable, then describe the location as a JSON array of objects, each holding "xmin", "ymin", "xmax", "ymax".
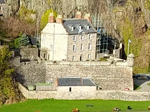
[{"xmin": 41, "ymin": 23, "xmax": 68, "ymax": 35}]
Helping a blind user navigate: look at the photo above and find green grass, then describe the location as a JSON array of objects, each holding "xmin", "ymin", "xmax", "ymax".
[
  {"xmin": 1, "ymin": 99, "xmax": 150, "ymax": 112},
  {"xmin": 147, "ymin": 83, "xmax": 150, "ymax": 86},
  {"xmin": 134, "ymin": 84, "xmax": 141, "ymax": 90},
  {"xmin": 35, "ymin": 83, "xmax": 52, "ymax": 86}
]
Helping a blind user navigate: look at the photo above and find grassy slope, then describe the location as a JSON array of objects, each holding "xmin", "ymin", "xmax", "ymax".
[{"xmin": 0, "ymin": 99, "xmax": 150, "ymax": 112}]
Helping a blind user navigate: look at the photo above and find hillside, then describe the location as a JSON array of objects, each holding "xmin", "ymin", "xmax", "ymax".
[{"xmin": 2, "ymin": 0, "xmax": 150, "ymax": 73}]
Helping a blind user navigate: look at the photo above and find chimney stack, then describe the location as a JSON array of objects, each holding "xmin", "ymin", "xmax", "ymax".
[
  {"xmin": 56, "ymin": 15, "xmax": 63, "ymax": 23},
  {"xmin": 84, "ymin": 13, "xmax": 91, "ymax": 23},
  {"xmin": 48, "ymin": 13, "xmax": 55, "ymax": 23},
  {"xmin": 75, "ymin": 11, "xmax": 82, "ymax": 19}
]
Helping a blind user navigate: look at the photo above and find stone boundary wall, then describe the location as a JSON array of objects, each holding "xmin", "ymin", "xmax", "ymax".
[
  {"xmin": 18, "ymin": 83, "xmax": 56, "ymax": 99},
  {"xmin": 18, "ymin": 83, "xmax": 150, "ymax": 101}
]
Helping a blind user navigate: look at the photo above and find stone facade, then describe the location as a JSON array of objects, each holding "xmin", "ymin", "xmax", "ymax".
[
  {"xmin": 67, "ymin": 33, "xmax": 97, "ymax": 61},
  {"xmin": 57, "ymin": 86, "xmax": 96, "ymax": 99},
  {"xmin": 41, "ymin": 23, "xmax": 68, "ymax": 61}
]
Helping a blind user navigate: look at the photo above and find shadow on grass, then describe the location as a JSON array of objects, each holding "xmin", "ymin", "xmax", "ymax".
[{"xmin": 134, "ymin": 84, "xmax": 141, "ymax": 90}]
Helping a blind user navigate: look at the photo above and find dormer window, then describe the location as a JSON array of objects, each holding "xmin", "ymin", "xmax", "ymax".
[
  {"xmin": 79, "ymin": 25, "xmax": 82, "ymax": 30},
  {"xmin": 71, "ymin": 26, "xmax": 74, "ymax": 31},
  {"xmin": 87, "ymin": 25, "xmax": 90, "ymax": 30}
]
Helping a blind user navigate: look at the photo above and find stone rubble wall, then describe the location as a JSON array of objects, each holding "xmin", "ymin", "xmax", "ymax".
[
  {"xmin": 14, "ymin": 60, "xmax": 133, "ymax": 90},
  {"xmin": 15, "ymin": 61, "xmax": 46, "ymax": 86},
  {"xmin": 19, "ymin": 83, "xmax": 150, "ymax": 101},
  {"xmin": 45, "ymin": 61, "xmax": 133, "ymax": 90}
]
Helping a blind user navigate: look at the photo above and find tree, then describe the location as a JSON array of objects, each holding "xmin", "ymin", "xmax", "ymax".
[
  {"xmin": 0, "ymin": 46, "xmax": 23, "ymax": 105},
  {"xmin": 0, "ymin": 17, "xmax": 36, "ymax": 39}
]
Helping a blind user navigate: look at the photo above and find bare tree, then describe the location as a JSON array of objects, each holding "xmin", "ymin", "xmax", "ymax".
[{"xmin": 0, "ymin": 17, "xmax": 36, "ymax": 38}]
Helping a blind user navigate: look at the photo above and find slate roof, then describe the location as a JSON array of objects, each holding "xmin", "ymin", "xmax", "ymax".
[
  {"xmin": 63, "ymin": 19, "xmax": 97, "ymax": 35},
  {"xmin": 0, "ymin": 0, "xmax": 5, "ymax": 4},
  {"xmin": 57, "ymin": 78, "xmax": 96, "ymax": 86}
]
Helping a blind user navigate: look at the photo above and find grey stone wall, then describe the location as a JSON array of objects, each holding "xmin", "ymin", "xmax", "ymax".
[
  {"xmin": 45, "ymin": 61, "xmax": 133, "ymax": 90},
  {"xmin": 14, "ymin": 60, "xmax": 133, "ymax": 90},
  {"xmin": 20, "ymin": 48, "xmax": 39, "ymax": 61},
  {"xmin": 15, "ymin": 61, "xmax": 46, "ymax": 86},
  {"xmin": 67, "ymin": 33, "xmax": 97, "ymax": 61},
  {"xmin": 19, "ymin": 83, "xmax": 150, "ymax": 101}
]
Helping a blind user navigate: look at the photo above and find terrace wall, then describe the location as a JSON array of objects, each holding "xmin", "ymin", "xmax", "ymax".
[{"xmin": 13, "ymin": 60, "xmax": 133, "ymax": 90}]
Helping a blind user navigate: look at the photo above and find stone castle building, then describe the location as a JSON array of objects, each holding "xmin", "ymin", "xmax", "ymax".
[{"xmin": 40, "ymin": 12, "xmax": 97, "ymax": 61}]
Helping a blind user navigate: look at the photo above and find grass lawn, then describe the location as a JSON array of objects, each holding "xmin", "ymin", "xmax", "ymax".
[
  {"xmin": 0, "ymin": 99, "xmax": 150, "ymax": 112},
  {"xmin": 147, "ymin": 83, "xmax": 150, "ymax": 86},
  {"xmin": 134, "ymin": 84, "xmax": 141, "ymax": 90}
]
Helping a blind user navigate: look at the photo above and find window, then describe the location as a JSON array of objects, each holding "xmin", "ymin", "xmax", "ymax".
[
  {"xmin": 81, "ymin": 44, "xmax": 83, "ymax": 51},
  {"xmin": 69, "ymin": 87, "xmax": 72, "ymax": 92},
  {"xmin": 73, "ymin": 35, "xmax": 76, "ymax": 41},
  {"xmin": 72, "ymin": 56, "xmax": 75, "ymax": 61},
  {"xmin": 80, "ymin": 54, "xmax": 83, "ymax": 61},
  {"xmin": 79, "ymin": 25, "xmax": 82, "ymax": 30},
  {"xmin": 81, "ymin": 35, "xmax": 84, "ymax": 40},
  {"xmin": 87, "ymin": 25, "xmax": 90, "ymax": 30},
  {"xmin": 88, "ymin": 43, "xmax": 92, "ymax": 50},
  {"xmin": 89, "ymin": 34, "xmax": 92, "ymax": 40},
  {"xmin": 73, "ymin": 45, "xmax": 76, "ymax": 51},
  {"xmin": 88, "ymin": 54, "xmax": 91, "ymax": 59},
  {"xmin": 71, "ymin": 26, "xmax": 74, "ymax": 31}
]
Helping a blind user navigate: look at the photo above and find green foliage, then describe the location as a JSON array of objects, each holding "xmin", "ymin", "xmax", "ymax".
[
  {"xmin": 40, "ymin": 9, "xmax": 57, "ymax": 29},
  {"xmin": 144, "ymin": 0, "xmax": 150, "ymax": 11},
  {"xmin": 0, "ymin": 47, "xmax": 15, "ymax": 104},
  {"xmin": 18, "ymin": 6, "xmax": 36, "ymax": 23},
  {"xmin": 133, "ymin": 66, "xmax": 149, "ymax": 74},
  {"xmin": 0, "ymin": 47, "xmax": 23, "ymax": 105},
  {"xmin": 19, "ymin": 34, "xmax": 30, "ymax": 46},
  {"xmin": 10, "ymin": 34, "xmax": 30, "ymax": 49},
  {"xmin": 120, "ymin": 18, "xmax": 134, "ymax": 55},
  {"xmin": 99, "ymin": 58, "xmax": 107, "ymax": 61},
  {"xmin": 134, "ymin": 84, "xmax": 141, "ymax": 90},
  {"xmin": 148, "ymin": 62, "xmax": 150, "ymax": 73}
]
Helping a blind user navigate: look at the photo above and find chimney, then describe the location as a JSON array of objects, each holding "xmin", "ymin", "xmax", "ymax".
[
  {"xmin": 56, "ymin": 15, "xmax": 63, "ymax": 23},
  {"xmin": 75, "ymin": 11, "xmax": 82, "ymax": 19},
  {"xmin": 84, "ymin": 13, "xmax": 91, "ymax": 23},
  {"xmin": 48, "ymin": 13, "xmax": 55, "ymax": 23}
]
